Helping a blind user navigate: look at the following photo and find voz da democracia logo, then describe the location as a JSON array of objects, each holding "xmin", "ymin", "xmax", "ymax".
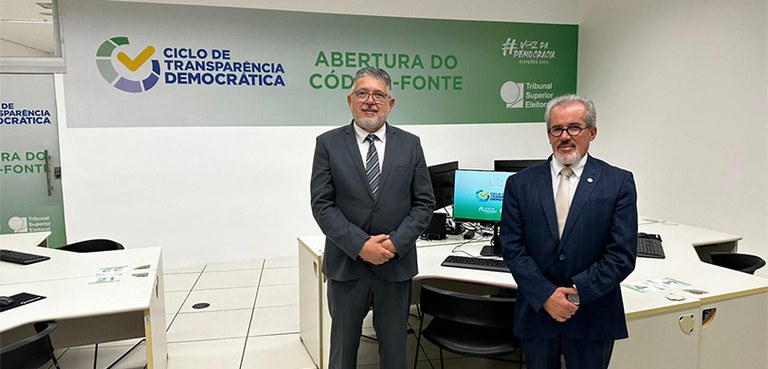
[{"xmin": 96, "ymin": 36, "xmax": 160, "ymax": 93}]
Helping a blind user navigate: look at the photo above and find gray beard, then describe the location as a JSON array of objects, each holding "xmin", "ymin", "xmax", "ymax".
[
  {"xmin": 554, "ymin": 150, "xmax": 582, "ymax": 166},
  {"xmin": 354, "ymin": 117, "xmax": 386, "ymax": 132}
]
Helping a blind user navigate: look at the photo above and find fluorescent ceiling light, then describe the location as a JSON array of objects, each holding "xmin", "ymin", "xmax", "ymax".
[{"xmin": 1, "ymin": 18, "xmax": 53, "ymax": 24}]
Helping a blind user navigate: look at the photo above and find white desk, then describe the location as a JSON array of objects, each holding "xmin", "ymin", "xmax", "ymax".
[
  {"xmin": 0, "ymin": 232, "xmax": 168, "ymax": 369},
  {"xmin": 298, "ymin": 221, "xmax": 768, "ymax": 369},
  {"xmin": 0, "ymin": 231, "xmax": 51, "ymax": 249}
]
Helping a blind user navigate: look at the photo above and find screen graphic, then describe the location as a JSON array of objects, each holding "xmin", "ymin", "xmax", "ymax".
[{"xmin": 453, "ymin": 170, "xmax": 515, "ymax": 223}]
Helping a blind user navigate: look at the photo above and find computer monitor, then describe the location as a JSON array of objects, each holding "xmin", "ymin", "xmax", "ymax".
[
  {"xmin": 428, "ymin": 161, "xmax": 458, "ymax": 210},
  {"xmin": 453, "ymin": 169, "xmax": 515, "ymax": 256},
  {"xmin": 493, "ymin": 159, "xmax": 547, "ymax": 173}
]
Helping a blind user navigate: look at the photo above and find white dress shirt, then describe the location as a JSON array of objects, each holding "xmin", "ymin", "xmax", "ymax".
[
  {"xmin": 354, "ymin": 123, "xmax": 386, "ymax": 170},
  {"xmin": 550, "ymin": 154, "xmax": 589, "ymax": 201}
]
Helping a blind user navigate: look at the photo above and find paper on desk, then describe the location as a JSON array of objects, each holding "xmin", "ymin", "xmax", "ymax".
[
  {"xmin": 90, "ymin": 275, "xmax": 121, "ymax": 284},
  {"xmin": 622, "ymin": 277, "xmax": 690, "ymax": 293},
  {"xmin": 97, "ymin": 265, "xmax": 129, "ymax": 275},
  {"xmin": 89, "ymin": 265, "xmax": 129, "ymax": 284}
]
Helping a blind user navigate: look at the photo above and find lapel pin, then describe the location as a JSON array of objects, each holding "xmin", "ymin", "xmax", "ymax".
[{"xmin": 587, "ymin": 178, "xmax": 593, "ymax": 183}]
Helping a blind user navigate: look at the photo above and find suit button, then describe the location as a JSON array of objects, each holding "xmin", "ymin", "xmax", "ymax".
[{"xmin": 558, "ymin": 254, "xmax": 566, "ymax": 261}]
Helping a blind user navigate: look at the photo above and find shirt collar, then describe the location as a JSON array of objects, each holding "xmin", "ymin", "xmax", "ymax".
[
  {"xmin": 354, "ymin": 122, "xmax": 386, "ymax": 144},
  {"xmin": 551, "ymin": 153, "xmax": 589, "ymax": 178}
]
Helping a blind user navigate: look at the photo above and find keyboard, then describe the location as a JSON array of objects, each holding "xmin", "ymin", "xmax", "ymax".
[
  {"xmin": 637, "ymin": 236, "xmax": 665, "ymax": 259},
  {"xmin": 441, "ymin": 255, "xmax": 509, "ymax": 273},
  {"xmin": 0, "ymin": 249, "xmax": 51, "ymax": 265}
]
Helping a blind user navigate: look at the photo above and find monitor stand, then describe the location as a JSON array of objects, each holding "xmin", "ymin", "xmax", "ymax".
[{"xmin": 480, "ymin": 223, "xmax": 501, "ymax": 257}]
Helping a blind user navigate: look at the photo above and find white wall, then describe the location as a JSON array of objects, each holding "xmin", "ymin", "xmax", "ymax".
[
  {"xmin": 58, "ymin": 0, "xmax": 577, "ymax": 267},
  {"xmin": 110, "ymin": 0, "xmax": 578, "ymax": 23},
  {"xmin": 59, "ymin": 0, "xmax": 768, "ymax": 274},
  {"xmin": 578, "ymin": 0, "xmax": 768, "ymax": 276}
]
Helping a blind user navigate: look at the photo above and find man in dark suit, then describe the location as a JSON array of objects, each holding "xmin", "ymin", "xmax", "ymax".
[
  {"xmin": 500, "ymin": 95, "xmax": 638, "ymax": 369},
  {"xmin": 310, "ymin": 67, "xmax": 435, "ymax": 369}
]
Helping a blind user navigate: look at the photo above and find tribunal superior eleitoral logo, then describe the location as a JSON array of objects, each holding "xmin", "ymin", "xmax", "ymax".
[
  {"xmin": 500, "ymin": 81, "xmax": 524, "ymax": 108},
  {"xmin": 96, "ymin": 36, "xmax": 161, "ymax": 93}
]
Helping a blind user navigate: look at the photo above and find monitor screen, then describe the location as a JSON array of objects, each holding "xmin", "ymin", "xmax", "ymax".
[
  {"xmin": 428, "ymin": 161, "xmax": 458, "ymax": 210},
  {"xmin": 493, "ymin": 159, "xmax": 546, "ymax": 173},
  {"xmin": 452, "ymin": 169, "xmax": 515, "ymax": 223}
]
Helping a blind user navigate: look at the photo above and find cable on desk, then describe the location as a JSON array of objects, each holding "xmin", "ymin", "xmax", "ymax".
[
  {"xmin": 639, "ymin": 217, "xmax": 679, "ymax": 226},
  {"xmin": 450, "ymin": 234, "xmax": 486, "ymax": 257},
  {"xmin": 451, "ymin": 243, "xmax": 475, "ymax": 258}
]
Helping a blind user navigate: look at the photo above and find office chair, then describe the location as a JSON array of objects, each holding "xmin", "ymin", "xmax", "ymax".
[
  {"xmin": 59, "ymin": 239, "xmax": 124, "ymax": 253},
  {"xmin": 0, "ymin": 321, "xmax": 61, "ymax": 369},
  {"xmin": 59, "ymin": 239, "xmax": 144, "ymax": 369},
  {"xmin": 413, "ymin": 284, "xmax": 523, "ymax": 369},
  {"xmin": 710, "ymin": 252, "xmax": 766, "ymax": 275}
]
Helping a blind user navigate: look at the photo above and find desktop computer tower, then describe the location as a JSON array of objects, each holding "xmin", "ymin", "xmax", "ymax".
[{"xmin": 422, "ymin": 213, "xmax": 447, "ymax": 240}]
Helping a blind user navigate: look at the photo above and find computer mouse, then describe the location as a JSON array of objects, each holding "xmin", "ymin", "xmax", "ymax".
[{"xmin": 0, "ymin": 296, "xmax": 14, "ymax": 307}]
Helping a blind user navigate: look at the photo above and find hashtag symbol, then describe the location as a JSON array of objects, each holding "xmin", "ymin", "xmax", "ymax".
[{"xmin": 501, "ymin": 38, "xmax": 515, "ymax": 56}]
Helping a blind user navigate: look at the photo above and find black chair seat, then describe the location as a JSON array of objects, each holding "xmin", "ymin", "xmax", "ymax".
[
  {"xmin": 423, "ymin": 318, "xmax": 520, "ymax": 357},
  {"xmin": 413, "ymin": 284, "xmax": 523, "ymax": 369},
  {"xmin": 60, "ymin": 239, "xmax": 123, "ymax": 253},
  {"xmin": 710, "ymin": 252, "xmax": 766, "ymax": 274}
]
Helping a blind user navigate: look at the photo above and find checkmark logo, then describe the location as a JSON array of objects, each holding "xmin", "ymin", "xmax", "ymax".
[
  {"xmin": 117, "ymin": 46, "xmax": 156, "ymax": 72},
  {"xmin": 97, "ymin": 37, "xmax": 161, "ymax": 93}
]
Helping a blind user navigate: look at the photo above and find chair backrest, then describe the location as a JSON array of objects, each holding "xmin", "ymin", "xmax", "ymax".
[
  {"xmin": 0, "ymin": 321, "xmax": 58, "ymax": 369},
  {"xmin": 419, "ymin": 284, "xmax": 515, "ymax": 328},
  {"xmin": 60, "ymin": 239, "xmax": 124, "ymax": 253},
  {"xmin": 710, "ymin": 252, "xmax": 766, "ymax": 275}
]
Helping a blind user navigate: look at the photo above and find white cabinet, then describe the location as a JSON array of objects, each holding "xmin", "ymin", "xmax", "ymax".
[
  {"xmin": 698, "ymin": 293, "xmax": 768, "ymax": 369},
  {"xmin": 612, "ymin": 307, "xmax": 701, "ymax": 369}
]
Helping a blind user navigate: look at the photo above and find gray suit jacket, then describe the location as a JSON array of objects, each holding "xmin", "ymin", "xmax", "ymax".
[{"xmin": 310, "ymin": 122, "xmax": 435, "ymax": 282}]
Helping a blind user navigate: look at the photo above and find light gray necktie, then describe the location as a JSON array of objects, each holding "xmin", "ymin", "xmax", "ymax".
[
  {"xmin": 365, "ymin": 134, "xmax": 381, "ymax": 199},
  {"xmin": 556, "ymin": 166, "xmax": 574, "ymax": 238}
]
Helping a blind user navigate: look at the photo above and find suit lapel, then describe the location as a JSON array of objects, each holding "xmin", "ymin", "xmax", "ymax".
[
  {"xmin": 377, "ymin": 124, "xmax": 398, "ymax": 204},
  {"xmin": 561, "ymin": 157, "xmax": 603, "ymax": 242},
  {"xmin": 535, "ymin": 161, "xmax": 560, "ymax": 241},
  {"xmin": 343, "ymin": 122, "xmax": 376, "ymax": 201}
]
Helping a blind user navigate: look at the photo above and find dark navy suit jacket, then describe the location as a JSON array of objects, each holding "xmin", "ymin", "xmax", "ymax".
[
  {"xmin": 310, "ymin": 122, "xmax": 435, "ymax": 282},
  {"xmin": 500, "ymin": 155, "xmax": 637, "ymax": 341}
]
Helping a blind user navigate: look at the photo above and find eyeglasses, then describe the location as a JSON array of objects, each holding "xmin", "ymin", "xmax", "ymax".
[
  {"xmin": 352, "ymin": 90, "xmax": 390, "ymax": 103},
  {"xmin": 548, "ymin": 125, "xmax": 590, "ymax": 137}
]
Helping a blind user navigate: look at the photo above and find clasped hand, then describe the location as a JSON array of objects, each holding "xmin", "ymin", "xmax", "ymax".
[
  {"xmin": 359, "ymin": 234, "xmax": 398, "ymax": 265},
  {"xmin": 543, "ymin": 286, "xmax": 579, "ymax": 323}
]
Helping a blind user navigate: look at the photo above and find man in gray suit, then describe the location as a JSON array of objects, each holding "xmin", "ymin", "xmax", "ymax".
[{"xmin": 311, "ymin": 67, "xmax": 435, "ymax": 369}]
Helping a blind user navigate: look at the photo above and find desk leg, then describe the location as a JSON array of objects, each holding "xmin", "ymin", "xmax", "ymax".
[
  {"xmin": 297, "ymin": 241, "xmax": 331, "ymax": 369},
  {"xmin": 145, "ymin": 260, "xmax": 168, "ymax": 369},
  {"xmin": 321, "ymin": 276, "xmax": 330, "ymax": 369},
  {"xmin": 299, "ymin": 243, "xmax": 323, "ymax": 368}
]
